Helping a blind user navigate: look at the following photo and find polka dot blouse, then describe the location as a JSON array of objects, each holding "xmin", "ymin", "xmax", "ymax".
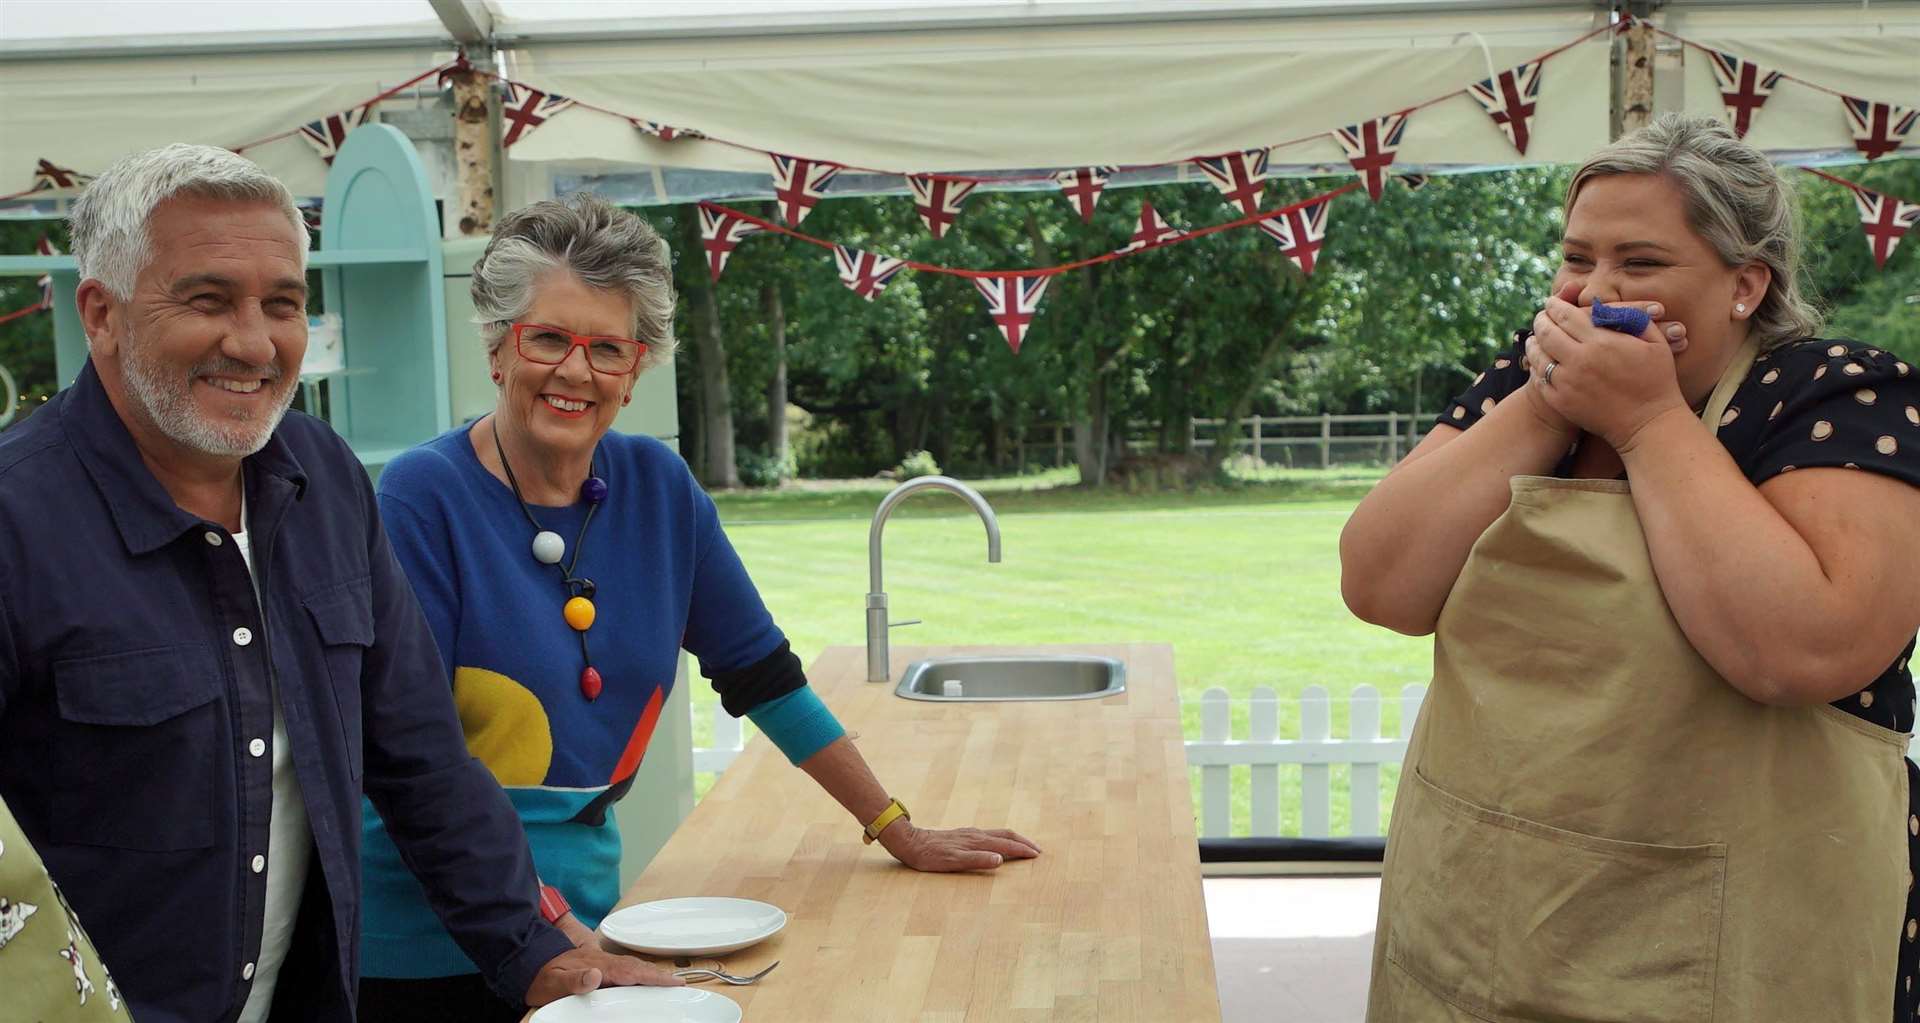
[{"xmin": 1442, "ymin": 333, "xmax": 1920, "ymax": 1019}]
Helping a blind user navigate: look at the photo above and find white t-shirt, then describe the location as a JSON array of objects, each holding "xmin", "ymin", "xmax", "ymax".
[{"xmin": 232, "ymin": 511, "xmax": 313, "ymax": 1023}]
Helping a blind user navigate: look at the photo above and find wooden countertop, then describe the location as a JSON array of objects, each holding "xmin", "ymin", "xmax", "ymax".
[{"xmin": 609, "ymin": 643, "xmax": 1220, "ymax": 1022}]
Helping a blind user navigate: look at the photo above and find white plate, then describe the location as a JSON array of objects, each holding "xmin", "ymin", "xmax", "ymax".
[
  {"xmin": 529, "ymin": 987, "xmax": 741, "ymax": 1023},
  {"xmin": 599, "ymin": 897, "xmax": 788, "ymax": 956}
]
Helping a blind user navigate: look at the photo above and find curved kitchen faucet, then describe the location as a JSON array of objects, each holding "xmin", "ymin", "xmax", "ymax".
[{"xmin": 866, "ymin": 475, "xmax": 1001, "ymax": 682}]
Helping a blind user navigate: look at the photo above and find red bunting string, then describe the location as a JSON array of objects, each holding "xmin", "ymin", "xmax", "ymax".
[{"xmin": 698, "ymin": 181, "xmax": 1364, "ymax": 281}]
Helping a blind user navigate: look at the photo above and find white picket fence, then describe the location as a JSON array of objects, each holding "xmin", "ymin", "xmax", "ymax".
[
  {"xmin": 1187, "ymin": 684, "xmax": 1425, "ymax": 839},
  {"xmin": 690, "ymin": 683, "xmax": 1429, "ymax": 841}
]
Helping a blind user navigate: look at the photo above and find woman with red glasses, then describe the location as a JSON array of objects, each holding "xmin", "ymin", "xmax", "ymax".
[{"xmin": 355, "ymin": 194, "xmax": 1039, "ymax": 1021}]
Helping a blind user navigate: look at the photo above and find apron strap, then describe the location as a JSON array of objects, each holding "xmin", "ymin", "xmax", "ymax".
[{"xmin": 1703, "ymin": 339, "xmax": 1760, "ymax": 439}]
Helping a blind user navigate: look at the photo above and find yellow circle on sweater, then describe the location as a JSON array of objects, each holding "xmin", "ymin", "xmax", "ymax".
[{"xmin": 452, "ymin": 666, "xmax": 554, "ymax": 786}]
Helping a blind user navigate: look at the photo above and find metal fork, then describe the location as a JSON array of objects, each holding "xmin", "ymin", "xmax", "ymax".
[{"xmin": 673, "ymin": 960, "xmax": 781, "ymax": 985}]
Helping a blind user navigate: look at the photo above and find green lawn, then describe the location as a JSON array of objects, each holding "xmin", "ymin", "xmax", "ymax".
[{"xmin": 696, "ymin": 466, "xmax": 1433, "ymax": 837}]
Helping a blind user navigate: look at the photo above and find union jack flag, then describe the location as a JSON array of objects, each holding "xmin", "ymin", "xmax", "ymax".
[
  {"xmin": 1257, "ymin": 199, "xmax": 1332, "ymax": 276},
  {"xmin": 1192, "ymin": 150, "xmax": 1270, "ymax": 217},
  {"xmin": 1707, "ymin": 51, "xmax": 1782, "ymax": 139},
  {"xmin": 500, "ymin": 81, "xmax": 574, "ymax": 148},
  {"xmin": 973, "ymin": 275, "xmax": 1051, "ymax": 354},
  {"xmin": 908, "ymin": 175, "xmax": 976, "ymax": 239},
  {"xmin": 834, "ymin": 245, "xmax": 908, "ymax": 301},
  {"xmin": 1843, "ymin": 96, "xmax": 1917, "ymax": 161},
  {"xmin": 298, "ymin": 104, "xmax": 374, "ymax": 165},
  {"xmin": 631, "ymin": 118, "xmax": 704, "ymax": 143},
  {"xmin": 1335, "ymin": 113, "xmax": 1411, "ymax": 202},
  {"xmin": 1054, "ymin": 166, "xmax": 1117, "ymax": 222},
  {"xmin": 1851, "ymin": 186, "xmax": 1920, "ymax": 270},
  {"xmin": 31, "ymin": 159, "xmax": 92, "ymax": 193},
  {"xmin": 1119, "ymin": 201, "xmax": 1187, "ymax": 253},
  {"xmin": 696, "ymin": 203, "xmax": 765, "ymax": 282},
  {"xmin": 769, "ymin": 153, "xmax": 841, "ymax": 226},
  {"xmin": 35, "ymin": 236, "xmax": 59, "ymax": 310},
  {"xmin": 1465, "ymin": 60, "xmax": 1542, "ymax": 156}
]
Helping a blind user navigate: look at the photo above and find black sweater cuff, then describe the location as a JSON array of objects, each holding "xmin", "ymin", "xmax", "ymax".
[{"xmin": 709, "ymin": 639, "xmax": 808, "ymax": 718}]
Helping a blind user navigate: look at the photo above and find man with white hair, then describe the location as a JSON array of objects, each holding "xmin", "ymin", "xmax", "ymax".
[{"xmin": 0, "ymin": 144, "xmax": 676, "ymax": 1021}]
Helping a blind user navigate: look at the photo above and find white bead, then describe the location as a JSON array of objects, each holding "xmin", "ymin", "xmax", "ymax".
[{"xmin": 532, "ymin": 530, "xmax": 565, "ymax": 565}]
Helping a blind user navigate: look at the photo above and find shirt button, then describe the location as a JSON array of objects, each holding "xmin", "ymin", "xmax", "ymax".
[
  {"xmin": 232, "ymin": 627, "xmax": 253, "ymax": 647},
  {"xmin": 204, "ymin": 530, "xmax": 224, "ymax": 547},
  {"xmin": 242, "ymin": 961, "xmax": 255, "ymax": 980},
  {"xmin": 251, "ymin": 854, "xmax": 265, "ymax": 874},
  {"xmin": 248, "ymin": 738, "xmax": 266, "ymax": 758}
]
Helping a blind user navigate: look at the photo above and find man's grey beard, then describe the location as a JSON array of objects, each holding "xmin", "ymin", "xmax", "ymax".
[{"xmin": 120, "ymin": 333, "xmax": 295, "ymax": 458}]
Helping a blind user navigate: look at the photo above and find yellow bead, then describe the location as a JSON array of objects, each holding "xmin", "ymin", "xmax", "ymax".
[{"xmin": 564, "ymin": 596, "xmax": 596, "ymax": 631}]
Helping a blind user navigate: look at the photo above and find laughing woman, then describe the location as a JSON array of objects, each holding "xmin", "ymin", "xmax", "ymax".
[
  {"xmin": 356, "ymin": 195, "xmax": 1040, "ymax": 1022},
  {"xmin": 1342, "ymin": 114, "xmax": 1920, "ymax": 1021}
]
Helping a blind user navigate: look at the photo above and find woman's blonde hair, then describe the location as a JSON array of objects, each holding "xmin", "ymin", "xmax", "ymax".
[{"xmin": 1566, "ymin": 113, "xmax": 1821, "ymax": 350}]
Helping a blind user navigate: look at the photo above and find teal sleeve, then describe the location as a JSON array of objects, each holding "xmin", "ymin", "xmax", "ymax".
[{"xmin": 744, "ymin": 686, "xmax": 845, "ymax": 765}]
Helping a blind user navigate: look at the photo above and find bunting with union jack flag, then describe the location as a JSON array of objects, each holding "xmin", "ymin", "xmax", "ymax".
[
  {"xmin": 973, "ymin": 275, "xmax": 1051, "ymax": 354},
  {"xmin": 298, "ymin": 104, "xmax": 374, "ymax": 165},
  {"xmin": 696, "ymin": 203, "xmax": 765, "ymax": 282},
  {"xmin": 1120, "ymin": 201, "xmax": 1188, "ymax": 253},
  {"xmin": 1335, "ymin": 113, "xmax": 1411, "ymax": 202},
  {"xmin": 1054, "ymin": 166, "xmax": 1117, "ymax": 222},
  {"xmin": 500, "ymin": 81, "xmax": 574, "ymax": 148},
  {"xmin": 769, "ymin": 154, "xmax": 841, "ymax": 226},
  {"xmin": 1851, "ymin": 186, "xmax": 1920, "ymax": 269},
  {"xmin": 908, "ymin": 175, "xmax": 976, "ymax": 239},
  {"xmin": 1706, "ymin": 51, "xmax": 1783, "ymax": 139},
  {"xmin": 1465, "ymin": 61, "xmax": 1542, "ymax": 155},
  {"xmin": 631, "ymin": 118, "xmax": 704, "ymax": 143},
  {"xmin": 1192, "ymin": 150, "xmax": 1270, "ymax": 217},
  {"xmin": 1257, "ymin": 199, "xmax": 1332, "ymax": 276},
  {"xmin": 834, "ymin": 245, "xmax": 909, "ymax": 300},
  {"xmin": 1843, "ymin": 96, "xmax": 1917, "ymax": 161},
  {"xmin": 31, "ymin": 159, "xmax": 93, "ymax": 193}
]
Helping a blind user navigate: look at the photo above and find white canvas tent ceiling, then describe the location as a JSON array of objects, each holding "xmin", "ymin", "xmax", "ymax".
[{"xmin": 0, "ymin": 1, "xmax": 1914, "ymax": 211}]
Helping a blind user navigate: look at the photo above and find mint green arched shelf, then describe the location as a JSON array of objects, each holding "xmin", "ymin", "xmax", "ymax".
[
  {"xmin": 318, "ymin": 123, "xmax": 449, "ymax": 468},
  {"xmin": 0, "ymin": 123, "xmax": 448, "ymax": 469}
]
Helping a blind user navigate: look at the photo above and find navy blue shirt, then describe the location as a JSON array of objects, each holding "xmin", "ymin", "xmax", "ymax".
[{"xmin": 0, "ymin": 363, "xmax": 573, "ymax": 1022}]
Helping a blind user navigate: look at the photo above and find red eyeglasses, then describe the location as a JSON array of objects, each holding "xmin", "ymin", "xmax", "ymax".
[{"xmin": 509, "ymin": 322, "xmax": 649, "ymax": 375}]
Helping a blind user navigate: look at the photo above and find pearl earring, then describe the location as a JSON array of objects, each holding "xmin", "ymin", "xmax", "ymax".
[{"xmin": 1735, "ymin": 303, "xmax": 1746, "ymax": 314}]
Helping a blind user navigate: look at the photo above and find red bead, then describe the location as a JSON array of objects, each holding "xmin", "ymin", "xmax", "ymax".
[{"xmin": 580, "ymin": 666, "xmax": 603, "ymax": 701}]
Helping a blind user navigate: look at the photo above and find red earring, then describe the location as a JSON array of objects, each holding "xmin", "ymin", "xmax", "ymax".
[
  {"xmin": 491, "ymin": 371, "xmax": 502, "ymax": 383},
  {"xmin": 622, "ymin": 393, "xmax": 633, "ymax": 406}
]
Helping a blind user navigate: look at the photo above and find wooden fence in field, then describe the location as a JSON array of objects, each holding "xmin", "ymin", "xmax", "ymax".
[{"xmin": 1015, "ymin": 413, "xmax": 1436, "ymax": 470}]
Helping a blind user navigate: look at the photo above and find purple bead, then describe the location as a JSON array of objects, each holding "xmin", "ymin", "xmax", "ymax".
[{"xmin": 581, "ymin": 477, "xmax": 609, "ymax": 505}]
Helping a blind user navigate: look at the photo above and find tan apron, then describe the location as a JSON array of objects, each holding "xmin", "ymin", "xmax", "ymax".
[{"xmin": 1368, "ymin": 342, "xmax": 1910, "ymax": 1022}]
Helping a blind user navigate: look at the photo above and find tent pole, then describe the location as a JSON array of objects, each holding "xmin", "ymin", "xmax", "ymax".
[
  {"xmin": 1616, "ymin": 1, "xmax": 1657, "ymax": 139},
  {"xmin": 448, "ymin": 58, "xmax": 498, "ymax": 236}
]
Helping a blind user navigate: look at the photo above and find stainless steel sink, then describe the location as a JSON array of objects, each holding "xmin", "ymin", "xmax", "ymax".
[{"xmin": 895, "ymin": 655, "xmax": 1126, "ymax": 702}]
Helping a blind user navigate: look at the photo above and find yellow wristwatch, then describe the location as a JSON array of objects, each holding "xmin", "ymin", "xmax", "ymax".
[{"xmin": 862, "ymin": 798, "xmax": 910, "ymax": 845}]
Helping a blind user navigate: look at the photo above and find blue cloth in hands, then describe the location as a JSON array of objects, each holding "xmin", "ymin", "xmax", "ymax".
[{"xmin": 1590, "ymin": 299, "xmax": 1651, "ymax": 336}]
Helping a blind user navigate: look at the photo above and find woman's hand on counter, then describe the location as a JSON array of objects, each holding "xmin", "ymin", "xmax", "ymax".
[{"xmin": 878, "ymin": 821, "xmax": 1042, "ymax": 872}]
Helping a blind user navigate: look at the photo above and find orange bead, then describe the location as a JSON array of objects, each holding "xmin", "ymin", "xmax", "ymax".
[{"xmin": 564, "ymin": 596, "xmax": 596, "ymax": 631}]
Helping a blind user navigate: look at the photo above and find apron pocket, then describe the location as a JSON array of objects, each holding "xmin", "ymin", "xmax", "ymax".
[{"xmin": 1385, "ymin": 767, "xmax": 1724, "ymax": 1023}]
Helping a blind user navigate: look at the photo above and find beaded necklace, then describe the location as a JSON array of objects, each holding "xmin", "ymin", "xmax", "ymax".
[{"xmin": 491, "ymin": 421, "xmax": 610, "ymax": 701}]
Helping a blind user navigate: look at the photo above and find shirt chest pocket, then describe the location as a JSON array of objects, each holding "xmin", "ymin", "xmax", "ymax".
[
  {"xmin": 50, "ymin": 645, "xmax": 222, "ymax": 852},
  {"xmin": 303, "ymin": 582, "xmax": 373, "ymax": 782}
]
